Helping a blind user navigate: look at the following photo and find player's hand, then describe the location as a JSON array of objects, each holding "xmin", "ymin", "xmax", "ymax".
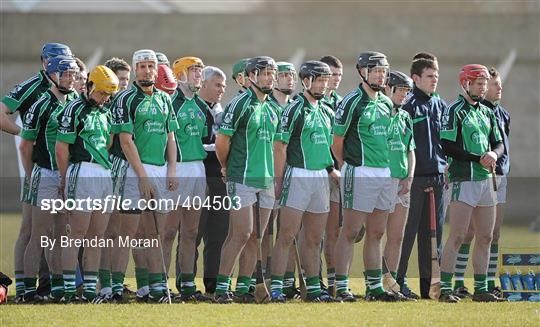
[
  {"xmin": 398, "ymin": 177, "xmax": 412, "ymax": 195},
  {"xmin": 220, "ymin": 167, "xmax": 227, "ymax": 184},
  {"xmin": 138, "ymin": 177, "xmax": 155, "ymax": 201},
  {"xmin": 480, "ymin": 151, "xmax": 497, "ymax": 168},
  {"xmin": 274, "ymin": 177, "xmax": 283, "ymax": 199},
  {"xmin": 167, "ymin": 174, "xmax": 179, "ymax": 192},
  {"xmin": 329, "ymin": 169, "xmax": 341, "ymax": 186},
  {"xmin": 58, "ymin": 178, "xmax": 66, "ymax": 201}
]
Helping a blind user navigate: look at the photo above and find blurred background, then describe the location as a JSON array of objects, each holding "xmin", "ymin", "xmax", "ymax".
[{"xmin": 0, "ymin": 0, "xmax": 539, "ymax": 224}]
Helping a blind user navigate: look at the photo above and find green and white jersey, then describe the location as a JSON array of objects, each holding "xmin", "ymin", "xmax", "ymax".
[
  {"xmin": 110, "ymin": 82, "xmax": 179, "ymax": 166},
  {"xmin": 21, "ymin": 89, "xmax": 77, "ymax": 170},
  {"xmin": 171, "ymin": 88, "xmax": 208, "ymax": 162},
  {"xmin": 2, "ymin": 70, "xmax": 51, "ymax": 117},
  {"xmin": 277, "ymin": 94, "xmax": 334, "ymax": 170},
  {"xmin": 333, "ymin": 86, "xmax": 393, "ymax": 168},
  {"xmin": 322, "ymin": 90, "xmax": 343, "ymax": 111},
  {"xmin": 57, "ymin": 95, "xmax": 112, "ymax": 169},
  {"xmin": 106, "ymin": 93, "xmax": 126, "ymax": 160},
  {"xmin": 387, "ymin": 108, "xmax": 415, "ymax": 179},
  {"xmin": 441, "ymin": 95, "xmax": 502, "ymax": 182},
  {"xmin": 268, "ymin": 92, "xmax": 292, "ymax": 117},
  {"xmin": 219, "ymin": 88, "xmax": 279, "ymax": 188}
]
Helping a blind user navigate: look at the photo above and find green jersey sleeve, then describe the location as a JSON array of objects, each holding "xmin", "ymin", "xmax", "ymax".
[
  {"xmin": 56, "ymin": 99, "xmax": 80, "ymax": 144},
  {"xmin": 219, "ymin": 94, "xmax": 248, "ymax": 136},
  {"xmin": 110, "ymin": 90, "xmax": 134, "ymax": 134},
  {"xmin": 20, "ymin": 96, "xmax": 48, "ymax": 141},
  {"xmin": 165, "ymin": 95, "xmax": 179, "ymax": 133},
  {"xmin": 333, "ymin": 95, "xmax": 356, "ymax": 136},
  {"xmin": 440, "ymin": 104, "xmax": 461, "ymax": 142}
]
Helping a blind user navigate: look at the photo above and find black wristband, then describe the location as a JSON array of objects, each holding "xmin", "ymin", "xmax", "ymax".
[{"xmin": 325, "ymin": 166, "xmax": 334, "ymax": 173}]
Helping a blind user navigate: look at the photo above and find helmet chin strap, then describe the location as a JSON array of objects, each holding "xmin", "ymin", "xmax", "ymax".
[
  {"xmin": 277, "ymin": 88, "xmax": 293, "ymax": 95},
  {"xmin": 48, "ymin": 72, "xmax": 73, "ymax": 95},
  {"xmin": 462, "ymin": 83, "xmax": 483, "ymax": 103},
  {"xmin": 307, "ymin": 89, "xmax": 324, "ymax": 100},
  {"xmin": 361, "ymin": 69, "xmax": 385, "ymax": 92}
]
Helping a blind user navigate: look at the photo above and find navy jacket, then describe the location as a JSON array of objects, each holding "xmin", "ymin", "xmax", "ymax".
[
  {"xmin": 403, "ymin": 86, "xmax": 447, "ymax": 176},
  {"xmin": 482, "ymin": 100, "xmax": 510, "ymax": 175}
]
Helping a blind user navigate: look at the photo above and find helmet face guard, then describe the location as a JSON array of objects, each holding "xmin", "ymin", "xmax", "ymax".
[
  {"xmin": 46, "ymin": 55, "xmax": 79, "ymax": 94},
  {"xmin": 357, "ymin": 52, "xmax": 390, "ymax": 92},
  {"xmin": 460, "ymin": 64, "xmax": 489, "ymax": 102},
  {"xmin": 276, "ymin": 61, "xmax": 297, "ymax": 95},
  {"xmin": 132, "ymin": 49, "xmax": 158, "ymax": 87},
  {"xmin": 246, "ymin": 56, "xmax": 277, "ymax": 95},
  {"xmin": 388, "ymin": 70, "xmax": 413, "ymax": 94},
  {"xmin": 299, "ymin": 61, "xmax": 332, "ymax": 100},
  {"xmin": 172, "ymin": 57, "xmax": 204, "ymax": 92},
  {"xmin": 87, "ymin": 65, "xmax": 119, "ymax": 106}
]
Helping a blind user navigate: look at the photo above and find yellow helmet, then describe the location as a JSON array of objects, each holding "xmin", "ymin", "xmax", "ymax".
[
  {"xmin": 88, "ymin": 65, "xmax": 119, "ymax": 95},
  {"xmin": 172, "ymin": 56, "xmax": 204, "ymax": 78}
]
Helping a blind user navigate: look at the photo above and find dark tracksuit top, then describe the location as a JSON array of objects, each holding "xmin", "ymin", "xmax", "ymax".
[{"xmin": 481, "ymin": 100, "xmax": 510, "ymax": 176}]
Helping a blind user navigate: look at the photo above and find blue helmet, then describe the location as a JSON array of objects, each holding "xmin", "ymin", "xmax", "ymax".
[
  {"xmin": 46, "ymin": 56, "xmax": 79, "ymax": 94},
  {"xmin": 46, "ymin": 55, "xmax": 79, "ymax": 76},
  {"xmin": 41, "ymin": 43, "xmax": 72, "ymax": 61}
]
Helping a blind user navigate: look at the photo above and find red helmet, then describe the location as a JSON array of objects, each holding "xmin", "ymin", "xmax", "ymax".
[
  {"xmin": 459, "ymin": 64, "xmax": 489, "ymax": 86},
  {"xmin": 156, "ymin": 64, "xmax": 177, "ymax": 95}
]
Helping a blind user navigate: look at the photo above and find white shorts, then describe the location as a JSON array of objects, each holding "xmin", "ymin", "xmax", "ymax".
[
  {"xmin": 66, "ymin": 162, "xmax": 113, "ymax": 213},
  {"xmin": 226, "ymin": 182, "xmax": 275, "ymax": 209},
  {"xmin": 330, "ymin": 177, "xmax": 340, "ymax": 203},
  {"xmin": 496, "ymin": 175, "xmax": 507, "ymax": 204},
  {"xmin": 170, "ymin": 161, "xmax": 207, "ymax": 207},
  {"xmin": 390, "ymin": 178, "xmax": 411, "ymax": 213},
  {"xmin": 451, "ymin": 179, "xmax": 496, "ymax": 207},
  {"xmin": 279, "ymin": 166, "xmax": 330, "ymax": 214},
  {"xmin": 28, "ymin": 165, "xmax": 60, "ymax": 207},
  {"xmin": 123, "ymin": 163, "xmax": 173, "ymax": 213},
  {"xmin": 341, "ymin": 163, "xmax": 396, "ymax": 213}
]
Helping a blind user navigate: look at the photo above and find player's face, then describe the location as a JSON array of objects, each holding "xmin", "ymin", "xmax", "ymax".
[
  {"xmin": 277, "ymin": 71, "xmax": 295, "ymax": 91},
  {"xmin": 136, "ymin": 61, "xmax": 157, "ymax": 85},
  {"xmin": 75, "ymin": 70, "xmax": 87, "ymax": 95},
  {"xmin": 204, "ymin": 75, "xmax": 226, "ymax": 103},
  {"xmin": 187, "ymin": 65, "xmax": 203, "ymax": 89},
  {"xmin": 91, "ymin": 90, "xmax": 113, "ymax": 106},
  {"xmin": 391, "ymin": 86, "xmax": 411, "ymax": 106},
  {"xmin": 485, "ymin": 76, "xmax": 502, "ymax": 103},
  {"xmin": 468, "ymin": 77, "xmax": 488, "ymax": 99},
  {"xmin": 329, "ymin": 66, "xmax": 343, "ymax": 90},
  {"xmin": 116, "ymin": 69, "xmax": 130, "ymax": 91},
  {"xmin": 311, "ymin": 75, "xmax": 330, "ymax": 95},
  {"xmin": 367, "ymin": 66, "xmax": 387, "ymax": 88},
  {"xmin": 415, "ymin": 68, "xmax": 439, "ymax": 94},
  {"xmin": 257, "ymin": 68, "xmax": 276, "ymax": 89},
  {"xmin": 58, "ymin": 70, "xmax": 78, "ymax": 92}
]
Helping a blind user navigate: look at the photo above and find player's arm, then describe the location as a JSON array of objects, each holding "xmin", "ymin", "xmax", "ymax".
[
  {"xmin": 399, "ymin": 150, "xmax": 416, "ymax": 195},
  {"xmin": 55, "ymin": 141, "xmax": 70, "ymax": 196},
  {"xmin": 0, "ymin": 102, "xmax": 20, "ymax": 135},
  {"xmin": 120, "ymin": 132, "xmax": 146, "ymax": 179},
  {"xmin": 331, "ymin": 135, "xmax": 344, "ymax": 168},
  {"xmin": 480, "ymin": 111, "xmax": 504, "ymax": 168},
  {"xmin": 19, "ymin": 140, "xmax": 34, "ymax": 178},
  {"xmin": 215, "ymin": 133, "xmax": 231, "ymax": 178}
]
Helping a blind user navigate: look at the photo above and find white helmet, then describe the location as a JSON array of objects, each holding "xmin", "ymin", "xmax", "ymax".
[{"xmin": 132, "ymin": 49, "xmax": 158, "ymax": 69}]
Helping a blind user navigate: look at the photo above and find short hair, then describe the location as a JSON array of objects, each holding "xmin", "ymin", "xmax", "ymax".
[
  {"xmin": 412, "ymin": 52, "xmax": 438, "ymax": 62},
  {"xmin": 410, "ymin": 58, "xmax": 438, "ymax": 77},
  {"xmin": 202, "ymin": 66, "xmax": 226, "ymax": 82},
  {"xmin": 319, "ymin": 55, "xmax": 343, "ymax": 69},
  {"xmin": 488, "ymin": 67, "xmax": 500, "ymax": 79},
  {"xmin": 74, "ymin": 57, "xmax": 87, "ymax": 72},
  {"xmin": 104, "ymin": 57, "xmax": 131, "ymax": 74}
]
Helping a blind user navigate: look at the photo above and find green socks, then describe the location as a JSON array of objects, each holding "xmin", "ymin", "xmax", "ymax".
[
  {"xmin": 15, "ymin": 271, "xmax": 25, "ymax": 297},
  {"xmin": 83, "ymin": 271, "xmax": 98, "ymax": 300},
  {"xmin": 454, "ymin": 243, "xmax": 470, "ymax": 289},
  {"xmin": 51, "ymin": 274, "xmax": 64, "ymax": 299},
  {"xmin": 270, "ymin": 275, "xmax": 284, "ymax": 295},
  {"xmin": 306, "ymin": 276, "xmax": 321, "ymax": 298},
  {"xmin": 235, "ymin": 276, "xmax": 251, "ymax": 295},
  {"xmin": 474, "ymin": 274, "xmax": 488, "ymax": 294},
  {"xmin": 215, "ymin": 274, "xmax": 231, "ymax": 296},
  {"xmin": 335, "ymin": 274, "xmax": 348, "ymax": 295},
  {"xmin": 111, "ymin": 271, "xmax": 125, "ymax": 294},
  {"xmin": 441, "ymin": 271, "xmax": 453, "ymax": 295},
  {"xmin": 63, "ymin": 270, "xmax": 77, "ymax": 299},
  {"xmin": 180, "ymin": 273, "xmax": 196, "ymax": 296},
  {"xmin": 365, "ymin": 269, "xmax": 384, "ymax": 296},
  {"xmin": 488, "ymin": 243, "xmax": 498, "ymax": 291}
]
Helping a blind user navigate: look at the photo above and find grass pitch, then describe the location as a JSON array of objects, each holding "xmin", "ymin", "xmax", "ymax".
[{"xmin": 1, "ymin": 213, "xmax": 540, "ymax": 326}]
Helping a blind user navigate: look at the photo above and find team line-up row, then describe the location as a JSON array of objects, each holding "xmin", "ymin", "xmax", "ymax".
[{"xmin": 0, "ymin": 44, "xmax": 510, "ymax": 304}]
